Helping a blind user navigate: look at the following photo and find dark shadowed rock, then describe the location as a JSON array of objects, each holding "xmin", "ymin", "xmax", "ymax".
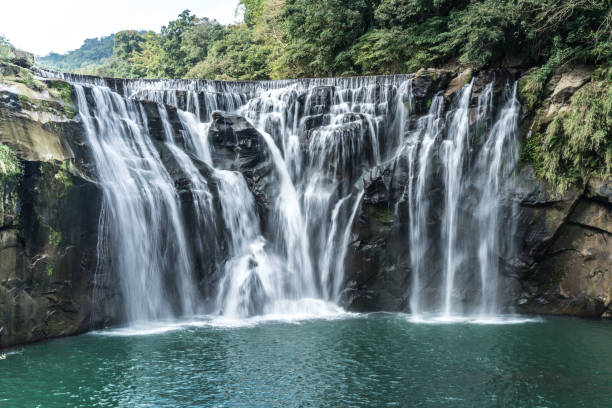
[{"xmin": 208, "ymin": 112, "xmax": 277, "ymax": 231}]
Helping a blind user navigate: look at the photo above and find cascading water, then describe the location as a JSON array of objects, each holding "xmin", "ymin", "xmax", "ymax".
[
  {"xmin": 73, "ymin": 85, "xmax": 199, "ymax": 322},
  {"xmin": 474, "ymin": 82, "xmax": 520, "ymax": 316},
  {"xmin": 403, "ymin": 80, "xmax": 521, "ymax": 319},
  {"xmin": 48, "ymin": 67, "xmax": 521, "ymax": 324}
]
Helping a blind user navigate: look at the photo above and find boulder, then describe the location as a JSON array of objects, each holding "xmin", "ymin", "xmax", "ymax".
[
  {"xmin": 550, "ymin": 66, "xmax": 592, "ymax": 104},
  {"xmin": 9, "ymin": 49, "xmax": 34, "ymax": 69},
  {"xmin": 444, "ymin": 69, "xmax": 472, "ymax": 100}
]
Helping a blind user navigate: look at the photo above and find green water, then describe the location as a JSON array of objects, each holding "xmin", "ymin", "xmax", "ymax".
[{"xmin": 1, "ymin": 313, "xmax": 611, "ymax": 407}]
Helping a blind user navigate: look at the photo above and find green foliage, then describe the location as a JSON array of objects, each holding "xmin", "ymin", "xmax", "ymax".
[
  {"xmin": 0, "ymin": 35, "xmax": 15, "ymax": 62},
  {"xmin": 38, "ymin": 35, "xmax": 115, "ymax": 73},
  {"xmin": 48, "ymin": 228, "xmax": 62, "ymax": 248},
  {"xmin": 437, "ymin": 1, "xmax": 512, "ymax": 68},
  {"xmin": 524, "ymin": 80, "xmax": 612, "ymax": 191},
  {"xmin": 114, "ymin": 30, "xmax": 145, "ymax": 59},
  {"xmin": 186, "ymin": 25, "xmax": 269, "ymax": 80},
  {"xmin": 0, "ymin": 144, "xmax": 21, "ymax": 180},
  {"xmin": 283, "ymin": 0, "xmax": 377, "ymax": 77},
  {"xmin": 54, "ymin": 167, "xmax": 73, "ymax": 199},
  {"xmin": 518, "ymin": 70, "xmax": 545, "ymax": 113},
  {"xmin": 239, "ymin": 0, "xmax": 266, "ymax": 26},
  {"xmin": 159, "ymin": 10, "xmax": 198, "ymax": 77},
  {"xmin": 129, "ymin": 33, "xmax": 167, "ymax": 78},
  {"xmin": 47, "ymin": 80, "xmax": 73, "ymax": 105},
  {"xmin": 181, "ymin": 18, "xmax": 228, "ymax": 67},
  {"xmin": 15, "ymin": 74, "xmax": 45, "ymax": 91},
  {"xmin": 36, "ymin": 0, "xmax": 612, "ymax": 86}
]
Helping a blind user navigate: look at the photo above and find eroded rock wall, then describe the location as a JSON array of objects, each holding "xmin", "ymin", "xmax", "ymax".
[{"xmin": 0, "ymin": 61, "xmax": 113, "ymax": 347}]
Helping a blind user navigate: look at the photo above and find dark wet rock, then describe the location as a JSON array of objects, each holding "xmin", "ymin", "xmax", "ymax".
[
  {"xmin": 140, "ymin": 100, "xmax": 184, "ymax": 143},
  {"xmin": 0, "ymin": 159, "xmax": 110, "ymax": 348},
  {"xmin": 207, "ymin": 112, "xmax": 277, "ymax": 231},
  {"xmin": 342, "ymin": 165, "xmax": 411, "ymax": 312},
  {"xmin": 512, "ymin": 168, "xmax": 612, "ymax": 317},
  {"xmin": 9, "ymin": 49, "xmax": 34, "ymax": 69},
  {"xmin": 411, "ymin": 69, "xmax": 453, "ymax": 115},
  {"xmin": 297, "ymin": 86, "xmax": 336, "ymax": 116},
  {"xmin": 208, "ymin": 112, "xmax": 270, "ymax": 171},
  {"xmin": 0, "ymin": 73, "xmax": 119, "ymax": 348},
  {"xmin": 239, "ymin": 271, "xmax": 268, "ymax": 317}
]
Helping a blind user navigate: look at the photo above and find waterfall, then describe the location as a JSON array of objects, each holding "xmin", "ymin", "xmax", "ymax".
[
  {"xmin": 474, "ymin": 82, "xmax": 520, "ymax": 316},
  {"xmin": 405, "ymin": 80, "xmax": 520, "ymax": 318},
  {"xmin": 406, "ymin": 95, "xmax": 445, "ymax": 316},
  {"xmin": 73, "ymin": 85, "xmax": 199, "ymax": 322},
  {"xmin": 56, "ymin": 67, "xmax": 520, "ymax": 324}
]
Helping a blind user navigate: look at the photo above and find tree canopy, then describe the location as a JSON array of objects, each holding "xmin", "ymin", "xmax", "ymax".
[{"xmin": 35, "ymin": 1, "xmax": 611, "ymax": 80}]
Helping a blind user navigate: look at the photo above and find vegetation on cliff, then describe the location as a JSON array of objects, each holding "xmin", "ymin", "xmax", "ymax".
[
  {"xmin": 0, "ymin": 35, "xmax": 14, "ymax": 62},
  {"xmin": 35, "ymin": 0, "xmax": 611, "ymax": 81},
  {"xmin": 32, "ymin": 0, "xmax": 612, "ymax": 190},
  {"xmin": 523, "ymin": 78, "xmax": 612, "ymax": 191}
]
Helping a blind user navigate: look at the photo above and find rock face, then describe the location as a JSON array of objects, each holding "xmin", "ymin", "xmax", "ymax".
[
  {"xmin": 343, "ymin": 166, "xmax": 411, "ymax": 311},
  {"xmin": 0, "ymin": 61, "xmax": 113, "ymax": 348},
  {"xmin": 514, "ymin": 175, "xmax": 612, "ymax": 317},
  {"xmin": 208, "ymin": 112, "xmax": 276, "ymax": 229}
]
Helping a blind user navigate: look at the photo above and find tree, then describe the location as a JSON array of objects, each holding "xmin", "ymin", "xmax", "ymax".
[
  {"xmin": 186, "ymin": 25, "xmax": 269, "ymax": 80},
  {"xmin": 181, "ymin": 18, "xmax": 228, "ymax": 67},
  {"xmin": 114, "ymin": 30, "xmax": 145, "ymax": 60},
  {"xmin": 130, "ymin": 32, "xmax": 167, "ymax": 78},
  {"xmin": 238, "ymin": 0, "xmax": 266, "ymax": 26},
  {"xmin": 283, "ymin": 0, "xmax": 379, "ymax": 77},
  {"xmin": 160, "ymin": 10, "xmax": 198, "ymax": 77}
]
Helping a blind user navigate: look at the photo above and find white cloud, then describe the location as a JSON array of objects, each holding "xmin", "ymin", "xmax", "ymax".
[{"xmin": 0, "ymin": 0, "xmax": 240, "ymax": 56}]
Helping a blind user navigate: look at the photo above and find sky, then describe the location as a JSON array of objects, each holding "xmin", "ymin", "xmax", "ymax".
[{"xmin": 0, "ymin": 0, "xmax": 240, "ymax": 56}]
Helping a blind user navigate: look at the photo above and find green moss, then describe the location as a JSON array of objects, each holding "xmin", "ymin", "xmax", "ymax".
[
  {"xmin": 0, "ymin": 144, "xmax": 22, "ymax": 180},
  {"xmin": 49, "ymin": 230, "xmax": 61, "ymax": 247},
  {"xmin": 54, "ymin": 167, "xmax": 73, "ymax": 199},
  {"xmin": 0, "ymin": 41, "xmax": 14, "ymax": 62},
  {"xmin": 371, "ymin": 206, "xmax": 393, "ymax": 224},
  {"xmin": 465, "ymin": 70, "xmax": 473, "ymax": 83},
  {"xmin": 46, "ymin": 265, "xmax": 53, "ymax": 277},
  {"xmin": 47, "ymin": 80, "xmax": 77, "ymax": 118},
  {"xmin": 518, "ymin": 71, "xmax": 544, "ymax": 114},
  {"xmin": 47, "ymin": 81, "xmax": 77, "ymax": 119},
  {"xmin": 13, "ymin": 70, "xmax": 45, "ymax": 92},
  {"xmin": 47, "ymin": 80, "xmax": 73, "ymax": 103},
  {"xmin": 48, "ymin": 228, "xmax": 62, "ymax": 248},
  {"xmin": 16, "ymin": 92, "xmax": 76, "ymax": 119}
]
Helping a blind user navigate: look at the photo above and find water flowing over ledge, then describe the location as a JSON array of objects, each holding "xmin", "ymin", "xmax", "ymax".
[{"xmin": 38, "ymin": 68, "xmax": 523, "ymax": 325}]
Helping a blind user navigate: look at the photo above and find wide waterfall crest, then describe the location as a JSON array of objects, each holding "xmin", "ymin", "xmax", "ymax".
[{"xmin": 53, "ymin": 69, "xmax": 520, "ymax": 324}]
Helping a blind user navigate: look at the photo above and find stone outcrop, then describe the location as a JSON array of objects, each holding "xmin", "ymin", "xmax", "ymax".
[
  {"xmin": 342, "ymin": 166, "xmax": 411, "ymax": 311},
  {"xmin": 207, "ymin": 112, "xmax": 276, "ymax": 229},
  {"xmin": 515, "ymin": 175, "xmax": 612, "ymax": 317},
  {"xmin": 0, "ymin": 61, "xmax": 112, "ymax": 348}
]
